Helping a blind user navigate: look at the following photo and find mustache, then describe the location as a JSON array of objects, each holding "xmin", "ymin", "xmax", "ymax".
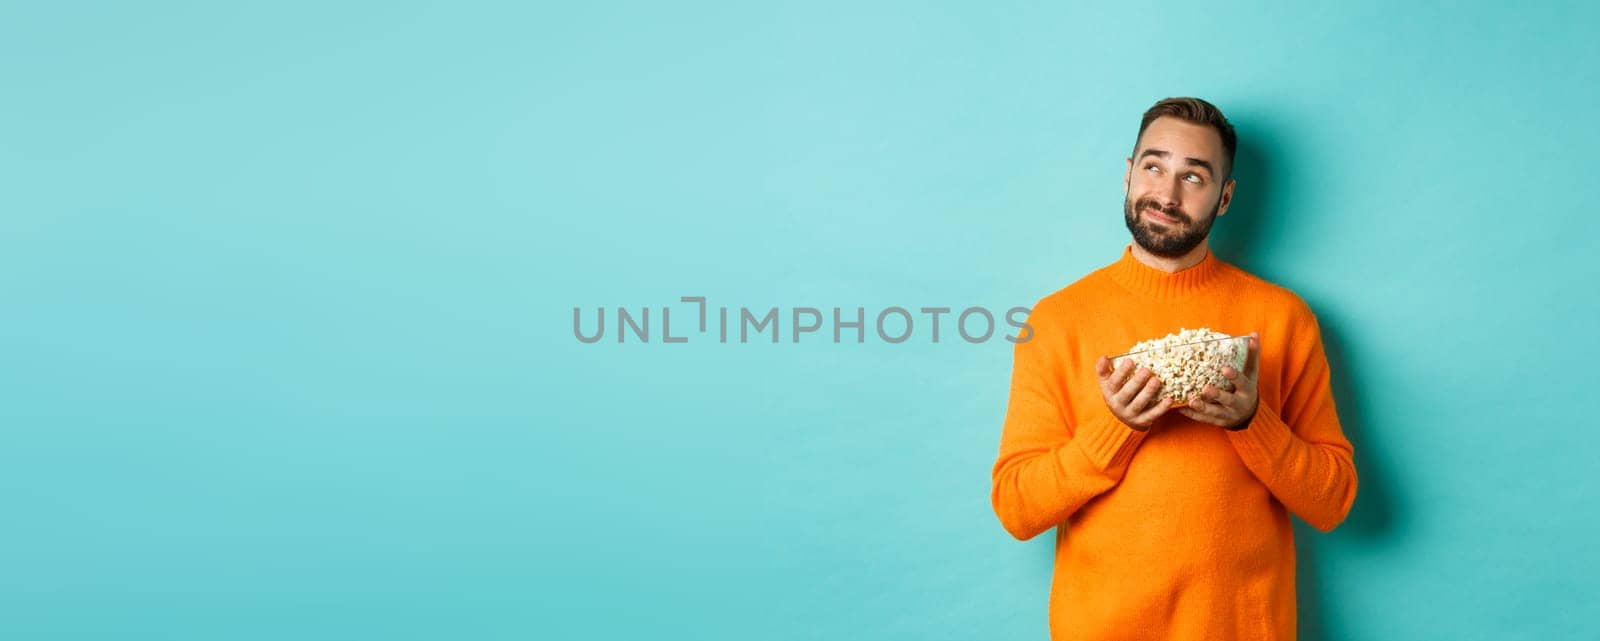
[{"xmin": 1135, "ymin": 198, "xmax": 1190, "ymax": 224}]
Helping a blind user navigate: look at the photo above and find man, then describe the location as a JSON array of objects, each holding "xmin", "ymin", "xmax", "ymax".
[{"xmin": 989, "ymin": 97, "xmax": 1358, "ymax": 641}]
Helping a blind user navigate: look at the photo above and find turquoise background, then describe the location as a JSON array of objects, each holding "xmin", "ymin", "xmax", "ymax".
[{"xmin": 3, "ymin": 2, "xmax": 1596, "ymax": 639}]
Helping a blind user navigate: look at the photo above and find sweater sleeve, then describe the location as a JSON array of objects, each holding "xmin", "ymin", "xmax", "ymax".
[
  {"xmin": 1225, "ymin": 305, "xmax": 1359, "ymax": 532},
  {"xmin": 990, "ymin": 312, "xmax": 1149, "ymax": 541}
]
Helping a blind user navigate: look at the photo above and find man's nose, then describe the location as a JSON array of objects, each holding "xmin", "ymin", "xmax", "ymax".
[{"xmin": 1157, "ymin": 177, "xmax": 1183, "ymax": 208}]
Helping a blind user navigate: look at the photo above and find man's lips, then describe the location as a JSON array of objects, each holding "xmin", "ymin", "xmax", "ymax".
[{"xmin": 1144, "ymin": 207, "xmax": 1182, "ymax": 225}]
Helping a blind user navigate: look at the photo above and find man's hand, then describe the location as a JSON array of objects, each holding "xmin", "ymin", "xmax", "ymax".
[
  {"xmin": 1095, "ymin": 356, "xmax": 1173, "ymax": 431},
  {"xmin": 1179, "ymin": 332, "xmax": 1260, "ymax": 430}
]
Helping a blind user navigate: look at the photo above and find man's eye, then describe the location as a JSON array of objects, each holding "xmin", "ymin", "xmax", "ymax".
[
  {"xmin": 1145, "ymin": 165, "xmax": 1160, "ymax": 173},
  {"xmin": 1184, "ymin": 174, "xmax": 1202, "ymax": 183}
]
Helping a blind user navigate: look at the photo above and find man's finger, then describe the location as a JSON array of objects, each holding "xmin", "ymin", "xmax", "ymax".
[
  {"xmin": 1200, "ymin": 384, "xmax": 1239, "ymax": 408},
  {"xmin": 1135, "ymin": 397, "xmax": 1173, "ymax": 423},
  {"xmin": 1186, "ymin": 396, "xmax": 1231, "ymax": 421},
  {"xmin": 1096, "ymin": 356, "xmax": 1111, "ymax": 378},
  {"xmin": 1113, "ymin": 368, "xmax": 1152, "ymax": 406},
  {"xmin": 1125, "ymin": 374, "xmax": 1163, "ymax": 414},
  {"xmin": 1106, "ymin": 359, "xmax": 1135, "ymax": 391},
  {"xmin": 1219, "ymin": 367, "xmax": 1239, "ymax": 392}
]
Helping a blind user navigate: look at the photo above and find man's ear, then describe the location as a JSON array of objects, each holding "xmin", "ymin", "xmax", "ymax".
[
  {"xmin": 1216, "ymin": 178, "xmax": 1236, "ymax": 217},
  {"xmin": 1124, "ymin": 157, "xmax": 1133, "ymax": 194}
]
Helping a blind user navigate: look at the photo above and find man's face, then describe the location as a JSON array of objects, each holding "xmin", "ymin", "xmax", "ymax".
[{"xmin": 1123, "ymin": 117, "xmax": 1236, "ymax": 258}]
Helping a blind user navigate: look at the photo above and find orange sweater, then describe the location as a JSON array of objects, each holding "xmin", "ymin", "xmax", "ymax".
[{"xmin": 990, "ymin": 244, "xmax": 1358, "ymax": 641}]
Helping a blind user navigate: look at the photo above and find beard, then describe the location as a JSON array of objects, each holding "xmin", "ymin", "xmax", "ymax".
[{"xmin": 1123, "ymin": 193, "xmax": 1221, "ymax": 258}]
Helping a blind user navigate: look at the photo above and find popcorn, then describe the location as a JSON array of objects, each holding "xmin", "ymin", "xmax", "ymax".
[{"xmin": 1111, "ymin": 328, "xmax": 1248, "ymax": 404}]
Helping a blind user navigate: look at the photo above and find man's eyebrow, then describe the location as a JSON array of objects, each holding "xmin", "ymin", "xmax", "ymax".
[
  {"xmin": 1137, "ymin": 148, "xmax": 1216, "ymax": 176},
  {"xmin": 1184, "ymin": 157, "xmax": 1216, "ymax": 176},
  {"xmin": 1136, "ymin": 148, "xmax": 1170, "ymax": 161}
]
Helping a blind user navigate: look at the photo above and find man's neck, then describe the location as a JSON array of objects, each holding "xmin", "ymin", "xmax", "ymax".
[{"xmin": 1130, "ymin": 239, "xmax": 1210, "ymax": 273}]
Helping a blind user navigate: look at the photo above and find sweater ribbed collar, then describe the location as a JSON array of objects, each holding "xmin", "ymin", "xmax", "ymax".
[{"xmin": 1105, "ymin": 243, "xmax": 1229, "ymax": 301}]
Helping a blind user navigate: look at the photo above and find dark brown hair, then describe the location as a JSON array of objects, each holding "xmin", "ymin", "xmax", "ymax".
[{"xmin": 1135, "ymin": 97, "xmax": 1237, "ymax": 181}]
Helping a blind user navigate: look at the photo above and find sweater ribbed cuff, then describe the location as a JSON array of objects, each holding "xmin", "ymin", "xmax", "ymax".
[
  {"xmin": 1224, "ymin": 403, "xmax": 1294, "ymax": 483},
  {"xmin": 1072, "ymin": 411, "xmax": 1150, "ymax": 476}
]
